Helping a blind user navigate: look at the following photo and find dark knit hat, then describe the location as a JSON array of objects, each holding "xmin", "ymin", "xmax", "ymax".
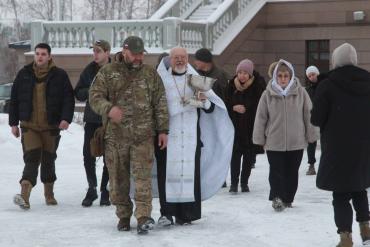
[{"xmin": 195, "ymin": 48, "xmax": 213, "ymax": 63}]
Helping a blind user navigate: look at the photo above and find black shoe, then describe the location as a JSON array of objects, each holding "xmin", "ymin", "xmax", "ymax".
[
  {"xmin": 241, "ymin": 184, "xmax": 250, "ymax": 192},
  {"xmin": 175, "ymin": 217, "xmax": 192, "ymax": 225},
  {"xmin": 229, "ymin": 184, "xmax": 238, "ymax": 193},
  {"xmin": 284, "ymin": 202, "xmax": 293, "ymax": 208},
  {"xmin": 100, "ymin": 189, "xmax": 111, "ymax": 206},
  {"xmin": 117, "ymin": 218, "xmax": 131, "ymax": 231},
  {"xmin": 137, "ymin": 217, "xmax": 155, "ymax": 234},
  {"xmin": 306, "ymin": 164, "xmax": 316, "ymax": 175},
  {"xmin": 82, "ymin": 187, "xmax": 98, "ymax": 207},
  {"xmin": 222, "ymin": 182, "xmax": 227, "ymax": 188}
]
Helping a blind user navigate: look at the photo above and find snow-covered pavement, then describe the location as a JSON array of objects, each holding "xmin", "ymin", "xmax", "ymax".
[{"xmin": 0, "ymin": 115, "xmax": 365, "ymax": 247}]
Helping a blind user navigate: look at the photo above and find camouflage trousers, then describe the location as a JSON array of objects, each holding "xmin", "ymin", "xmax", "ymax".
[
  {"xmin": 20, "ymin": 127, "xmax": 61, "ymax": 187},
  {"xmin": 105, "ymin": 137, "xmax": 154, "ymax": 220}
]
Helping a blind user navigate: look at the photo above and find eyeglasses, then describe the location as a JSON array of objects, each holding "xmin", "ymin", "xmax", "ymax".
[{"xmin": 95, "ymin": 40, "xmax": 102, "ymax": 45}]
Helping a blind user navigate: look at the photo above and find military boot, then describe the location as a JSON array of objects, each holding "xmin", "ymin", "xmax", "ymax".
[
  {"xmin": 360, "ymin": 221, "xmax": 370, "ymax": 245},
  {"xmin": 44, "ymin": 183, "xmax": 58, "ymax": 205},
  {"xmin": 336, "ymin": 232, "xmax": 353, "ymax": 247},
  {"xmin": 13, "ymin": 180, "xmax": 32, "ymax": 210},
  {"xmin": 82, "ymin": 187, "xmax": 98, "ymax": 207},
  {"xmin": 137, "ymin": 217, "xmax": 155, "ymax": 234},
  {"xmin": 306, "ymin": 164, "xmax": 316, "ymax": 175},
  {"xmin": 117, "ymin": 218, "xmax": 131, "ymax": 231},
  {"xmin": 100, "ymin": 189, "xmax": 111, "ymax": 206}
]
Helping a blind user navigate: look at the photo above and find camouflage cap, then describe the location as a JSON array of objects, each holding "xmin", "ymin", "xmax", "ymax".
[
  {"xmin": 90, "ymin": 40, "xmax": 111, "ymax": 52},
  {"xmin": 123, "ymin": 36, "xmax": 146, "ymax": 54}
]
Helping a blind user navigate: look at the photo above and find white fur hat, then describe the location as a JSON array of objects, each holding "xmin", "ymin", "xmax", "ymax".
[
  {"xmin": 305, "ymin": 66, "xmax": 320, "ymax": 77},
  {"xmin": 332, "ymin": 43, "xmax": 358, "ymax": 69}
]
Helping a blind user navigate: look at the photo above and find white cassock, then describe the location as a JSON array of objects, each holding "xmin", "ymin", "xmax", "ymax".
[{"xmin": 157, "ymin": 60, "xmax": 234, "ymax": 202}]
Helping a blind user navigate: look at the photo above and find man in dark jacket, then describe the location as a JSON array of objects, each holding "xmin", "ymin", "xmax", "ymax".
[
  {"xmin": 193, "ymin": 48, "xmax": 230, "ymax": 101},
  {"xmin": 74, "ymin": 40, "xmax": 111, "ymax": 207},
  {"xmin": 311, "ymin": 43, "xmax": 370, "ymax": 247},
  {"xmin": 10, "ymin": 43, "xmax": 75, "ymax": 210},
  {"xmin": 193, "ymin": 48, "xmax": 231, "ymax": 187}
]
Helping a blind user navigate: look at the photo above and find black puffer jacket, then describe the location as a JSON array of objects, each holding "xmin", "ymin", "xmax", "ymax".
[
  {"xmin": 74, "ymin": 60, "xmax": 110, "ymax": 123},
  {"xmin": 311, "ymin": 65, "xmax": 370, "ymax": 192},
  {"xmin": 9, "ymin": 63, "xmax": 75, "ymax": 126},
  {"xmin": 225, "ymin": 71, "xmax": 265, "ymax": 150}
]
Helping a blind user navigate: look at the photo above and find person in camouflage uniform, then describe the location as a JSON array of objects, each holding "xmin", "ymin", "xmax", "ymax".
[{"xmin": 89, "ymin": 36, "xmax": 169, "ymax": 234}]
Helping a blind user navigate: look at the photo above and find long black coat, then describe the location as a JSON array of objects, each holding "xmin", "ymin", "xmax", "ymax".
[
  {"xmin": 9, "ymin": 63, "xmax": 75, "ymax": 126},
  {"xmin": 225, "ymin": 71, "xmax": 265, "ymax": 150},
  {"xmin": 311, "ymin": 65, "xmax": 370, "ymax": 192}
]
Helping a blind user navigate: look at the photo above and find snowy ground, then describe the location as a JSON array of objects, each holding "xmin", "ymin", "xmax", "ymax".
[{"xmin": 0, "ymin": 114, "xmax": 366, "ymax": 247}]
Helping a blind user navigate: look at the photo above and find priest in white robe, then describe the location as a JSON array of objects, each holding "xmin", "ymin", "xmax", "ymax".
[{"xmin": 155, "ymin": 47, "xmax": 234, "ymax": 226}]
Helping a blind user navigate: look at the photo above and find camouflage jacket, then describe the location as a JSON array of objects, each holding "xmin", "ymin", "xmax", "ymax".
[{"xmin": 89, "ymin": 59, "xmax": 169, "ymax": 144}]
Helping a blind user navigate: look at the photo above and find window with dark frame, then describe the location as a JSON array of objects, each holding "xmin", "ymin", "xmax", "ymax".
[{"xmin": 306, "ymin": 40, "xmax": 330, "ymax": 77}]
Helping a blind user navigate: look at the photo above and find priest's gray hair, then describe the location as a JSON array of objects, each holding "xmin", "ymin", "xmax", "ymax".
[{"xmin": 169, "ymin": 47, "xmax": 188, "ymax": 57}]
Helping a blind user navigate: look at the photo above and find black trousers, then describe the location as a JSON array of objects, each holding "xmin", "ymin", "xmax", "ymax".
[
  {"xmin": 266, "ymin": 150, "xmax": 303, "ymax": 203},
  {"xmin": 83, "ymin": 122, "xmax": 109, "ymax": 191},
  {"xmin": 332, "ymin": 190, "xmax": 370, "ymax": 233},
  {"xmin": 306, "ymin": 141, "xmax": 317, "ymax": 165},
  {"xmin": 230, "ymin": 146, "xmax": 256, "ymax": 186}
]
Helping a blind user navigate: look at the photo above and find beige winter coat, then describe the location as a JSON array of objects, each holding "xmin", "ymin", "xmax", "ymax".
[{"xmin": 253, "ymin": 79, "xmax": 319, "ymax": 151}]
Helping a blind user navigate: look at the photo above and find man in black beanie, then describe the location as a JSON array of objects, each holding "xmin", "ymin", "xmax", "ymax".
[{"xmin": 194, "ymin": 48, "xmax": 230, "ymax": 101}]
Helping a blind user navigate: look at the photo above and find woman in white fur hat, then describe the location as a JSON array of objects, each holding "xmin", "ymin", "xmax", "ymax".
[{"xmin": 311, "ymin": 43, "xmax": 370, "ymax": 247}]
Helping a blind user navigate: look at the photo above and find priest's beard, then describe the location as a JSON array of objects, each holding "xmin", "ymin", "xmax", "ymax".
[{"xmin": 173, "ymin": 65, "xmax": 186, "ymax": 74}]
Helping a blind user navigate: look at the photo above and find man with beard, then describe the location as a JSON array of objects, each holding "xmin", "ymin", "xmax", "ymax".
[
  {"xmin": 89, "ymin": 36, "xmax": 169, "ymax": 234},
  {"xmin": 155, "ymin": 47, "xmax": 234, "ymax": 226}
]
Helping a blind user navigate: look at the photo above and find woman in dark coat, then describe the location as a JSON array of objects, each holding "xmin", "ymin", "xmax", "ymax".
[
  {"xmin": 225, "ymin": 59, "xmax": 265, "ymax": 193},
  {"xmin": 311, "ymin": 43, "xmax": 370, "ymax": 247}
]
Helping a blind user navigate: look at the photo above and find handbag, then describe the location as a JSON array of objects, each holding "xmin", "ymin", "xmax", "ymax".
[{"xmin": 90, "ymin": 120, "xmax": 107, "ymax": 157}]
